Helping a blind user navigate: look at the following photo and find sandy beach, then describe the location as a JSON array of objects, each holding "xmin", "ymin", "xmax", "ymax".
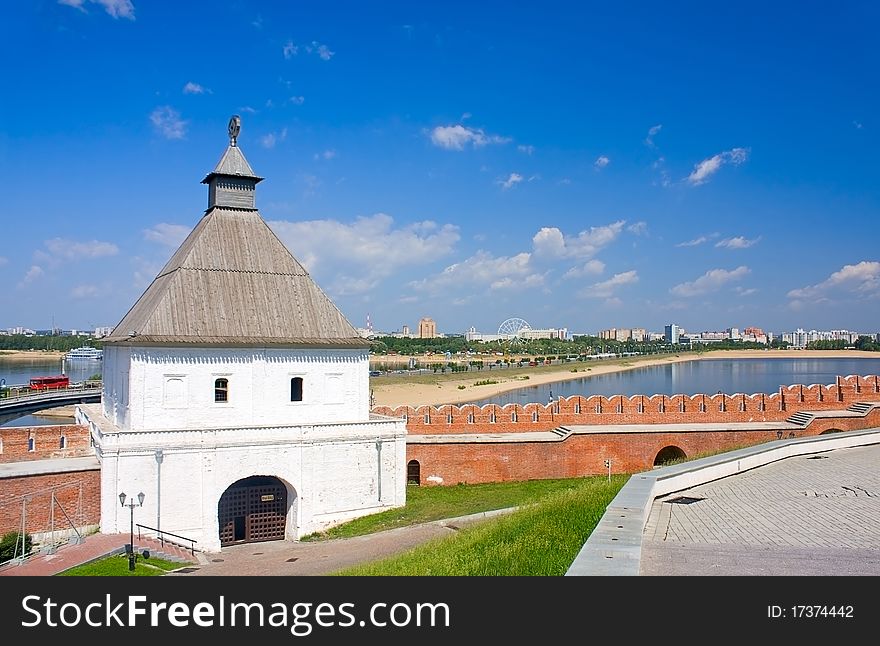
[
  {"xmin": 0, "ymin": 350, "xmax": 66, "ymax": 362},
  {"xmin": 369, "ymin": 349, "xmax": 880, "ymax": 408}
]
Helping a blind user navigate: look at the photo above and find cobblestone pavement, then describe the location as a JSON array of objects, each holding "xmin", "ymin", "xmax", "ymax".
[{"xmin": 640, "ymin": 444, "xmax": 880, "ymax": 575}]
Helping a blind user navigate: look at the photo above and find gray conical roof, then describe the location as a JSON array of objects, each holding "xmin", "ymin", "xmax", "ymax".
[
  {"xmin": 201, "ymin": 144, "xmax": 263, "ymax": 184},
  {"xmin": 104, "ymin": 136, "xmax": 366, "ymax": 348}
]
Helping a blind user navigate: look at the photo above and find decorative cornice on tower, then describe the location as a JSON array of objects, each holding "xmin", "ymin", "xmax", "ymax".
[{"xmin": 201, "ymin": 115, "xmax": 264, "ymax": 210}]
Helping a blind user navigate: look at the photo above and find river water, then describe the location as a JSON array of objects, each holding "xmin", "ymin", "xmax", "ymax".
[
  {"xmin": 5, "ymin": 355, "xmax": 880, "ymax": 424},
  {"xmin": 469, "ymin": 357, "xmax": 880, "ymax": 406},
  {"xmin": 0, "ymin": 357, "xmax": 102, "ymax": 427}
]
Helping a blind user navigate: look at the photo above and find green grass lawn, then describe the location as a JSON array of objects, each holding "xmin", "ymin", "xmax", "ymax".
[
  {"xmin": 334, "ymin": 474, "xmax": 628, "ymax": 576},
  {"xmin": 58, "ymin": 554, "xmax": 191, "ymax": 576},
  {"xmin": 302, "ymin": 477, "xmax": 607, "ymax": 540}
]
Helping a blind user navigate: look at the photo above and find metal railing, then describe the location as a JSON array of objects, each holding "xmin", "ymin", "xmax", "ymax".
[
  {"xmin": 0, "ymin": 381, "xmax": 101, "ymax": 404},
  {"xmin": 136, "ymin": 524, "xmax": 199, "ymax": 556}
]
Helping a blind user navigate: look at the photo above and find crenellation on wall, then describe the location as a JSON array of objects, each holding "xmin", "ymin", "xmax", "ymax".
[{"xmin": 374, "ymin": 375, "xmax": 880, "ymax": 437}]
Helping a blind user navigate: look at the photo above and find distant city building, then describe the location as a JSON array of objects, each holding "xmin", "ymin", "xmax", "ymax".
[
  {"xmin": 7, "ymin": 327, "xmax": 36, "ymax": 335},
  {"xmin": 727, "ymin": 327, "xmax": 740, "ymax": 339},
  {"xmin": 418, "ymin": 317, "xmax": 437, "ymax": 339},
  {"xmin": 401, "ymin": 324, "xmax": 410, "ymax": 336},
  {"xmin": 94, "ymin": 326, "xmax": 114, "ymax": 338},
  {"xmin": 598, "ymin": 327, "xmax": 646, "ymax": 342},
  {"xmin": 664, "ymin": 324, "xmax": 681, "ymax": 344}
]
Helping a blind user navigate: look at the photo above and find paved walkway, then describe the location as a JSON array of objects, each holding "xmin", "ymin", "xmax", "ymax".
[
  {"xmin": 640, "ymin": 443, "xmax": 880, "ymax": 575},
  {"xmin": 0, "ymin": 509, "xmax": 512, "ymax": 577}
]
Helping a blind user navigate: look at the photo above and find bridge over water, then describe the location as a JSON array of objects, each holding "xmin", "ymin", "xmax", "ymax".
[{"xmin": 0, "ymin": 383, "xmax": 101, "ymax": 425}]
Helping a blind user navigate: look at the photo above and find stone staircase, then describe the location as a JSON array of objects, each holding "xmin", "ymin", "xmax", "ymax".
[
  {"xmin": 847, "ymin": 402, "xmax": 876, "ymax": 416},
  {"xmin": 135, "ymin": 536, "xmax": 199, "ymax": 565},
  {"xmin": 550, "ymin": 426, "xmax": 572, "ymax": 439},
  {"xmin": 785, "ymin": 411, "xmax": 815, "ymax": 427}
]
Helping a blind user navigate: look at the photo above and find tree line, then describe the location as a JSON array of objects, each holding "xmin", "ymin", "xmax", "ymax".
[{"xmin": 0, "ymin": 334, "xmax": 102, "ymax": 353}]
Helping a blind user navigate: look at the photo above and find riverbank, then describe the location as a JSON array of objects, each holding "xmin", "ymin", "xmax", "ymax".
[
  {"xmin": 0, "ymin": 350, "xmax": 65, "ymax": 362},
  {"xmin": 369, "ymin": 349, "xmax": 880, "ymax": 408}
]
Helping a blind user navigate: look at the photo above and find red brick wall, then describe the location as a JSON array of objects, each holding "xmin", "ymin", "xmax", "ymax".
[
  {"xmin": 0, "ymin": 425, "xmax": 92, "ymax": 463},
  {"xmin": 391, "ymin": 375, "xmax": 880, "ymax": 485},
  {"xmin": 0, "ymin": 469, "xmax": 101, "ymax": 536},
  {"xmin": 405, "ymin": 408, "xmax": 880, "ymax": 485},
  {"xmin": 374, "ymin": 374, "xmax": 880, "ymax": 437}
]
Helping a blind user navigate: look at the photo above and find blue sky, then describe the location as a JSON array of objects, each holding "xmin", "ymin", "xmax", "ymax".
[{"xmin": 1, "ymin": 1, "xmax": 879, "ymax": 336}]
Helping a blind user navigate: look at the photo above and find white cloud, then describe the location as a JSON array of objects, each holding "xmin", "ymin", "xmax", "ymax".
[
  {"xmin": 183, "ymin": 82, "xmax": 210, "ymax": 95},
  {"xmin": 518, "ymin": 144, "xmax": 535, "ymax": 155},
  {"xmin": 735, "ymin": 287, "xmax": 758, "ymax": 297},
  {"xmin": 71, "ymin": 284, "xmax": 100, "ymax": 299},
  {"xmin": 408, "ymin": 250, "xmax": 541, "ymax": 295},
  {"xmin": 269, "ymin": 214, "xmax": 460, "ymax": 296},
  {"xmin": 0, "ymin": 256, "xmax": 7, "ymax": 266},
  {"xmin": 314, "ymin": 43, "xmax": 334, "ymax": 60},
  {"xmin": 59, "ymin": 0, "xmax": 135, "ymax": 19},
  {"xmin": 429, "ymin": 124, "xmax": 510, "ymax": 150},
  {"xmin": 43, "ymin": 238, "xmax": 119, "ymax": 260},
  {"xmin": 143, "ymin": 223, "xmax": 190, "ymax": 248},
  {"xmin": 283, "ymin": 40, "xmax": 298, "ymax": 59},
  {"xmin": 288, "ymin": 96, "xmax": 305, "ymax": 105},
  {"xmin": 676, "ymin": 236, "xmax": 708, "ymax": 247},
  {"xmin": 853, "ymin": 121, "xmax": 863, "ymax": 129},
  {"xmin": 563, "ymin": 259, "xmax": 605, "ymax": 279},
  {"xmin": 313, "ymin": 149, "xmax": 336, "ymax": 160},
  {"xmin": 627, "ymin": 221, "xmax": 648, "ymax": 236},
  {"xmin": 670, "ymin": 266, "xmax": 750, "ymax": 297},
  {"xmin": 579, "ymin": 270, "xmax": 639, "ymax": 298},
  {"xmin": 19, "ymin": 265, "xmax": 44, "ymax": 287},
  {"xmin": 498, "ymin": 172, "xmax": 523, "ymax": 190},
  {"xmin": 787, "ymin": 261, "xmax": 880, "ymax": 301},
  {"xmin": 532, "ymin": 221, "xmax": 625, "ymax": 260},
  {"xmin": 594, "ymin": 155, "xmax": 610, "ymax": 169},
  {"xmin": 150, "ymin": 106, "xmax": 187, "ymax": 140},
  {"xmin": 687, "ymin": 147, "xmax": 749, "ymax": 185},
  {"xmin": 260, "ymin": 128, "xmax": 288, "ymax": 149},
  {"xmin": 716, "ymin": 235, "xmax": 760, "ymax": 249},
  {"xmin": 645, "ymin": 124, "xmax": 662, "ymax": 147}
]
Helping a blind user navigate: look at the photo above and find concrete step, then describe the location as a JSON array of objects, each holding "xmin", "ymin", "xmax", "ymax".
[
  {"xmin": 786, "ymin": 411, "xmax": 814, "ymax": 426},
  {"xmin": 136, "ymin": 536, "xmax": 198, "ymax": 564},
  {"xmin": 847, "ymin": 402, "xmax": 875, "ymax": 415}
]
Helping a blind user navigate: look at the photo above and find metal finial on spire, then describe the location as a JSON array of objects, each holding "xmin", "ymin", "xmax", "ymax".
[{"xmin": 228, "ymin": 115, "xmax": 241, "ymax": 147}]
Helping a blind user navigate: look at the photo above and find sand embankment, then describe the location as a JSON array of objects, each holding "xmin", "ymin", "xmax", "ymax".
[
  {"xmin": 369, "ymin": 349, "xmax": 880, "ymax": 408},
  {"xmin": 0, "ymin": 350, "xmax": 66, "ymax": 362}
]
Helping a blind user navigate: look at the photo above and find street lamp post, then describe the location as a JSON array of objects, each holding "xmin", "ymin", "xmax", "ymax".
[{"xmin": 119, "ymin": 491, "xmax": 145, "ymax": 571}]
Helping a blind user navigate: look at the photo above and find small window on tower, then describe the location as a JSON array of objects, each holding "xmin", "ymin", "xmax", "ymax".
[
  {"xmin": 214, "ymin": 378, "xmax": 229, "ymax": 403},
  {"xmin": 291, "ymin": 377, "xmax": 304, "ymax": 402}
]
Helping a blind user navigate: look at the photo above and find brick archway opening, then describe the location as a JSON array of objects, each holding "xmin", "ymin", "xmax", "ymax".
[
  {"xmin": 407, "ymin": 460, "xmax": 421, "ymax": 485},
  {"xmin": 820, "ymin": 428, "xmax": 843, "ymax": 435},
  {"xmin": 218, "ymin": 475, "xmax": 289, "ymax": 547},
  {"xmin": 654, "ymin": 445, "xmax": 687, "ymax": 466}
]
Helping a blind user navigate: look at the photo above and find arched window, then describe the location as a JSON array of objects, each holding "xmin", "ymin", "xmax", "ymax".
[
  {"xmin": 290, "ymin": 377, "xmax": 304, "ymax": 402},
  {"xmin": 214, "ymin": 378, "xmax": 229, "ymax": 403},
  {"xmin": 60, "ymin": 436, "xmax": 67, "ymax": 449},
  {"xmin": 28, "ymin": 437, "xmax": 35, "ymax": 452}
]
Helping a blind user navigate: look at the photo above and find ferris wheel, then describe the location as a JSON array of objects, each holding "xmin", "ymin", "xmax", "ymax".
[{"xmin": 498, "ymin": 317, "xmax": 531, "ymax": 340}]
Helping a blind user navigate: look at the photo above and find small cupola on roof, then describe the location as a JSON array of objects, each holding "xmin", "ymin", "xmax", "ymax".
[{"xmin": 201, "ymin": 115, "xmax": 264, "ymax": 210}]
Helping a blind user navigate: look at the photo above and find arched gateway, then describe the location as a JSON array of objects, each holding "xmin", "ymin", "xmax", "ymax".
[{"xmin": 218, "ymin": 476, "xmax": 291, "ymax": 546}]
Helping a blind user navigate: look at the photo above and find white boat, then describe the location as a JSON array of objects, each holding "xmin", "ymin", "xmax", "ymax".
[{"xmin": 65, "ymin": 346, "xmax": 103, "ymax": 360}]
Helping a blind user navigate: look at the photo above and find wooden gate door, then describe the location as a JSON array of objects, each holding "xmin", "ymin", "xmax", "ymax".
[{"xmin": 219, "ymin": 477, "xmax": 287, "ymax": 546}]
